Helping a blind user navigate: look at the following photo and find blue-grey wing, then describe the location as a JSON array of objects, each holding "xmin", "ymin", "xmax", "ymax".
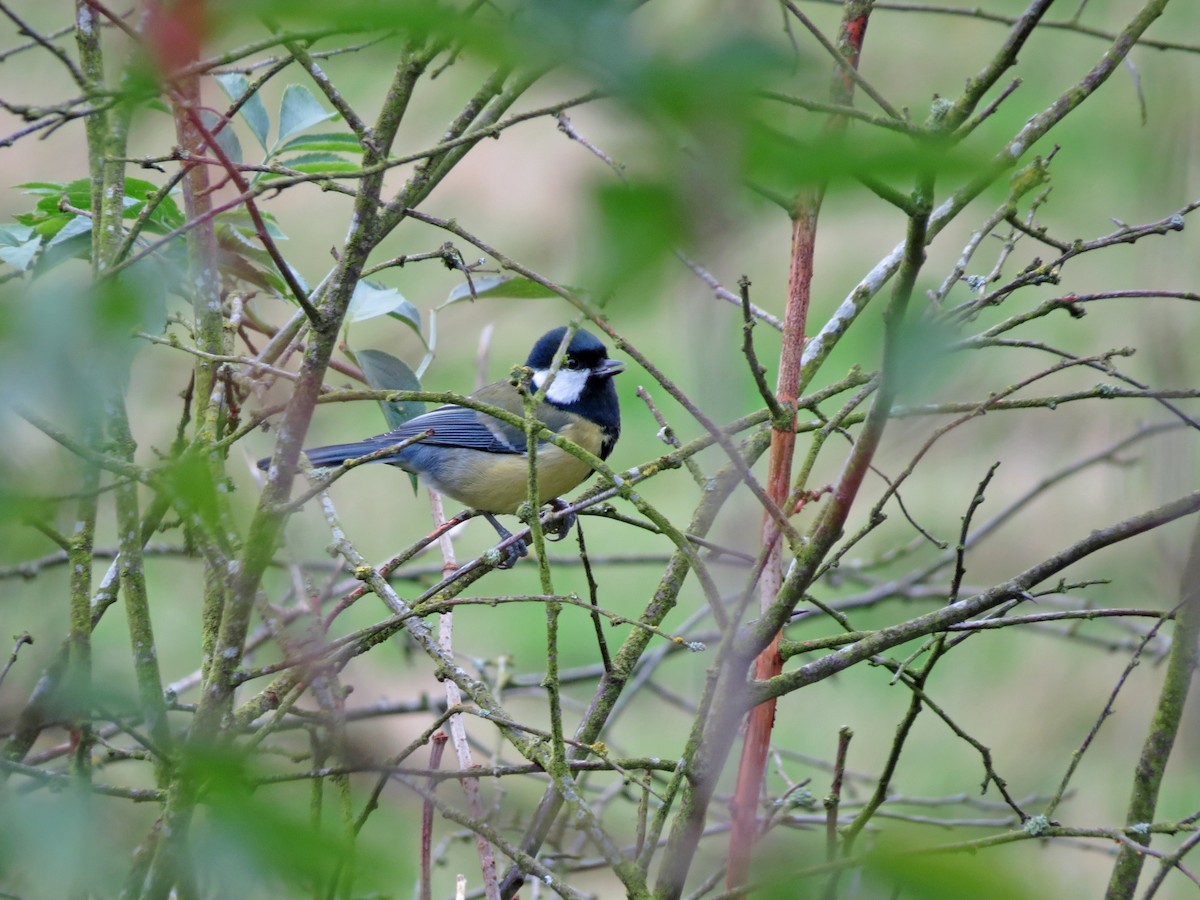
[{"xmin": 373, "ymin": 404, "xmax": 528, "ymax": 455}]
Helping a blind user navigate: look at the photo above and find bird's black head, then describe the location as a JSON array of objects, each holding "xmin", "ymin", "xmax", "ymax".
[
  {"xmin": 525, "ymin": 327, "xmax": 608, "ymax": 370},
  {"xmin": 526, "ymin": 326, "xmax": 623, "ymax": 457}
]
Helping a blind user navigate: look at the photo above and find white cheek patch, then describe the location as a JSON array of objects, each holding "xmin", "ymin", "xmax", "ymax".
[{"xmin": 533, "ymin": 367, "xmax": 589, "ymax": 405}]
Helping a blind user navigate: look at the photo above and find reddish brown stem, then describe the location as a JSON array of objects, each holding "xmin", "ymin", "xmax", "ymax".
[
  {"xmin": 420, "ymin": 732, "xmax": 449, "ymax": 900},
  {"xmin": 725, "ymin": 3, "xmax": 874, "ymax": 892}
]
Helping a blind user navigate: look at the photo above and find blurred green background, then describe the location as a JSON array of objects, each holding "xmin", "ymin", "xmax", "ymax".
[{"xmin": 1, "ymin": 0, "xmax": 1198, "ymax": 897}]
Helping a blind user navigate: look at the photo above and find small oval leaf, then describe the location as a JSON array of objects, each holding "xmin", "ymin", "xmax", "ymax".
[
  {"xmin": 347, "ymin": 280, "xmax": 419, "ymax": 329},
  {"xmin": 356, "ymin": 348, "xmax": 425, "ymax": 431},
  {"xmin": 276, "ymin": 132, "xmax": 364, "ymax": 154},
  {"xmin": 444, "ymin": 274, "xmax": 558, "ymax": 306},
  {"xmin": 276, "ymin": 84, "xmax": 336, "ymax": 146},
  {"xmin": 215, "ymin": 73, "xmax": 271, "ymax": 152}
]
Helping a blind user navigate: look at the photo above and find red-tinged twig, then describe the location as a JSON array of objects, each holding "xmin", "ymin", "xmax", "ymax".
[
  {"xmin": 726, "ymin": 4, "xmax": 877, "ymax": 893},
  {"xmin": 420, "ymin": 732, "xmax": 448, "ymax": 900}
]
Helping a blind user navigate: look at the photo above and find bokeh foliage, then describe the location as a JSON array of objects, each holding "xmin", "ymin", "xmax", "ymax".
[{"xmin": 1, "ymin": 1, "xmax": 1198, "ymax": 898}]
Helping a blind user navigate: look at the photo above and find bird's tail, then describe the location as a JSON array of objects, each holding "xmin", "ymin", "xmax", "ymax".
[{"xmin": 256, "ymin": 441, "xmax": 388, "ymax": 472}]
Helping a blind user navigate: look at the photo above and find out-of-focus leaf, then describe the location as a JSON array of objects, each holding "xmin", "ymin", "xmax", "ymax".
[
  {"xmin": 215, "ymin": 72, "xmax": 271, "ymax": 151},
  {"xmin": 0, "ymin": 223, "xmax": 34, "ymax": 244},
  {"xmin": 35, "ymin": 216, "xmax": 92, "ymax": 273},
  {"xmin": 444, "ymin": 274, "xmax": 559, "ymax": 305},
  {"xmin": 744, "ymin": 121, "xmax": 983, "ymax": 196},
  {"xmin": 0, "ymin": 260, "xmax": 164, "ymax": 429},
  {"xmin": 356, "ymin": 348, "xmax": 425, "ymax": 434},
  {"xmin": 0, "ymin": 754, "xmax": 137, "ymax": 895},
  {"xmin": 161, "ymin": 452, "xmax": 224, "ymax": 539},
  {"xmin": 588, "ymin": 178, "xmax": 684, "ymax": 295},
  {"xmin": 276, "ymin": 84, "xmax": 335, "ymax": 145},
  {"xmin": 276, "ymin": 131, "xmax": 364, "ymax": 154},
  {"xmin": 182, "ymin": 747, "xmax": 381, "ymax": 894},
  {"xmin": 863, "ymin": 830, "xmax": 1037, "ymax": 900},
  {"xmin": 44, "ymin": 214, "xmax": 92, "ymax": 250},
  {"xmin": 229, "ymin": 1, "xmax": 490, "ymax": 56},
  {"xmin": 200, "ymin": 109, "xmax": 243, "ymax": 165},
  {"xmin": 347, "ymin": 279, "xmax": 420, "ymax": 330},
  {"xmin": 0, "ymin": 236, "xmax": 40, "ymax": 270}
]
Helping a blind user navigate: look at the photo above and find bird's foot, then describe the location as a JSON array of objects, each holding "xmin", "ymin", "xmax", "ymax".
[
  {"xmin": 496, "ymin": 537, "xmax": 529, "ymax": 569},
  {"xmin": 542, "ymin": 498, "xmax": 577, "ymax": 541},
  {"xmin": 483, "ymin": 513, "xmax": 529, "ymax": 569}
]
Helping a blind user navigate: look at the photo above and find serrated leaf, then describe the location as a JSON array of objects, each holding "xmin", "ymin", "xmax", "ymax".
[
  {"xmin": 276, "ymin": 131, "xmax": 364, "ymax": 154},
  {"xmin": 0, "ymin": 237, "xmax": 40, "ymax": 270},
  {"xmin": 215, "ymin": 73, "xmax": 271, "ymax": 151},
  {"xmin": 347, "ymin": 280, "xmax": 418, "ymax": 326},
  {"xmin": 444, "ymin": 274, "xmax": 558, "ymax": 305},
  {"xmin": 356, "ymin": 348, "xmax": 425, "ymax": 432},
  {"xmin": 276, "ymin": 84, "xmax": 335, "ymax": 146},
  {"xmin": 200, "ymin": 109, "xmax": 243, "ymax": 165}
]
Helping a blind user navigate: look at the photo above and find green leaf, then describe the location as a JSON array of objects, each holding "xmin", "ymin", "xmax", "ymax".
[
  {"xmin": 347, "ymin": 280, "xmax": 420, "ymax": 329},
  {"xmin": 217, "ymin": 209, "xmax": 288, "ymax": 241},
  {"xmin": 356, "ymin": 348, "xmax": 425, "ymax": 432},
  {"xmin": 138, "ymin": 190, "xmax": 186, "ymax": 232},
  {"xmin": 44, "ymin": 215, "xmax": 93, "ymax": 250},
  {"xmin": 588, "ymin": 178, "xmax": 685, "ymax": 294},
  {"xmin": 19, "ymin": 213, "xmax": 69, "ymax": 237},
  {"xmin": 215, "ymin": 72, "xmax": 271, "ymax": 151},
  {"xmin": 122, "ymin": 177, "xmax": 168, "ymax": 201},
  {"xmin": 200, "ymin": 109, "xmax": 243, "ymax": 165},
  {"xmin": 0, "ymin": 236, "xmax": 40, "ymax": 271},
  {"xmin": 34, "ymin": 215, "xmax": 92, "ymax": 273},
  {"xmin": 276, "ymin": 84, "xmax": 335, "ymax": 146},
  {"xmin": 215, "ymin": 219, "xmax": 307, "ymax": 297},
  {"xmin": 277, "ymin": 151, "xmax": 356, "ymax": 168},
  {"xmin": 444, "ymin": 274, "xmax": 559, "ymax": 306},
  {"xmin": 32, "ymin": 181, "xmax": 92, "ymax": 215},
  {"xmin": 262, "ymin": 157, "xmax": 361, "ymax": 179},
  {"xmin": 276, "ymin": 131, "xmax": 364, "ymax": 154},
  {"xmin": 0, "ymin": 224, "xmax": 34, "ymax": 245},
  {"xmin": 16, "ymin": 181, "xmax": 68, "ymax": 195}
]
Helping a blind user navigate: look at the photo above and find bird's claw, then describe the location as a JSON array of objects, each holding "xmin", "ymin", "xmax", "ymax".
[
  {"xmin": 543, "ymin": 498, "xmax": 576, "ymax": 541},
  {"xmin": 496, "ymin": 538, "xmax": 529, "ymax": 569}
]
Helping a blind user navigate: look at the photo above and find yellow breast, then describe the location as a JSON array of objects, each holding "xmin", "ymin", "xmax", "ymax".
[{"xmin": 430, "ymin": 421, "xmax": 606, "ymax": 514}]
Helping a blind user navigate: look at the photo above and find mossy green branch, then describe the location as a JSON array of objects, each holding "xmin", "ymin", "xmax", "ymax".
[{"xmin": 1104, "ymin": 518, "xmax": 1200, "ymax": 899}]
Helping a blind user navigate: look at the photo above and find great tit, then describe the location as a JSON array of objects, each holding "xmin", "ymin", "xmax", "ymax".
[{"xmin": 263, "ymin": 326, "xmax": 623, "ymax": 566}]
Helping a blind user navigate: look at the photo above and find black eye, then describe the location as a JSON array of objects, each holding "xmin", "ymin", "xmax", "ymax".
[{"xmin": 564, "ymin": 357, "xmax": 579, "ymax": 370}]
